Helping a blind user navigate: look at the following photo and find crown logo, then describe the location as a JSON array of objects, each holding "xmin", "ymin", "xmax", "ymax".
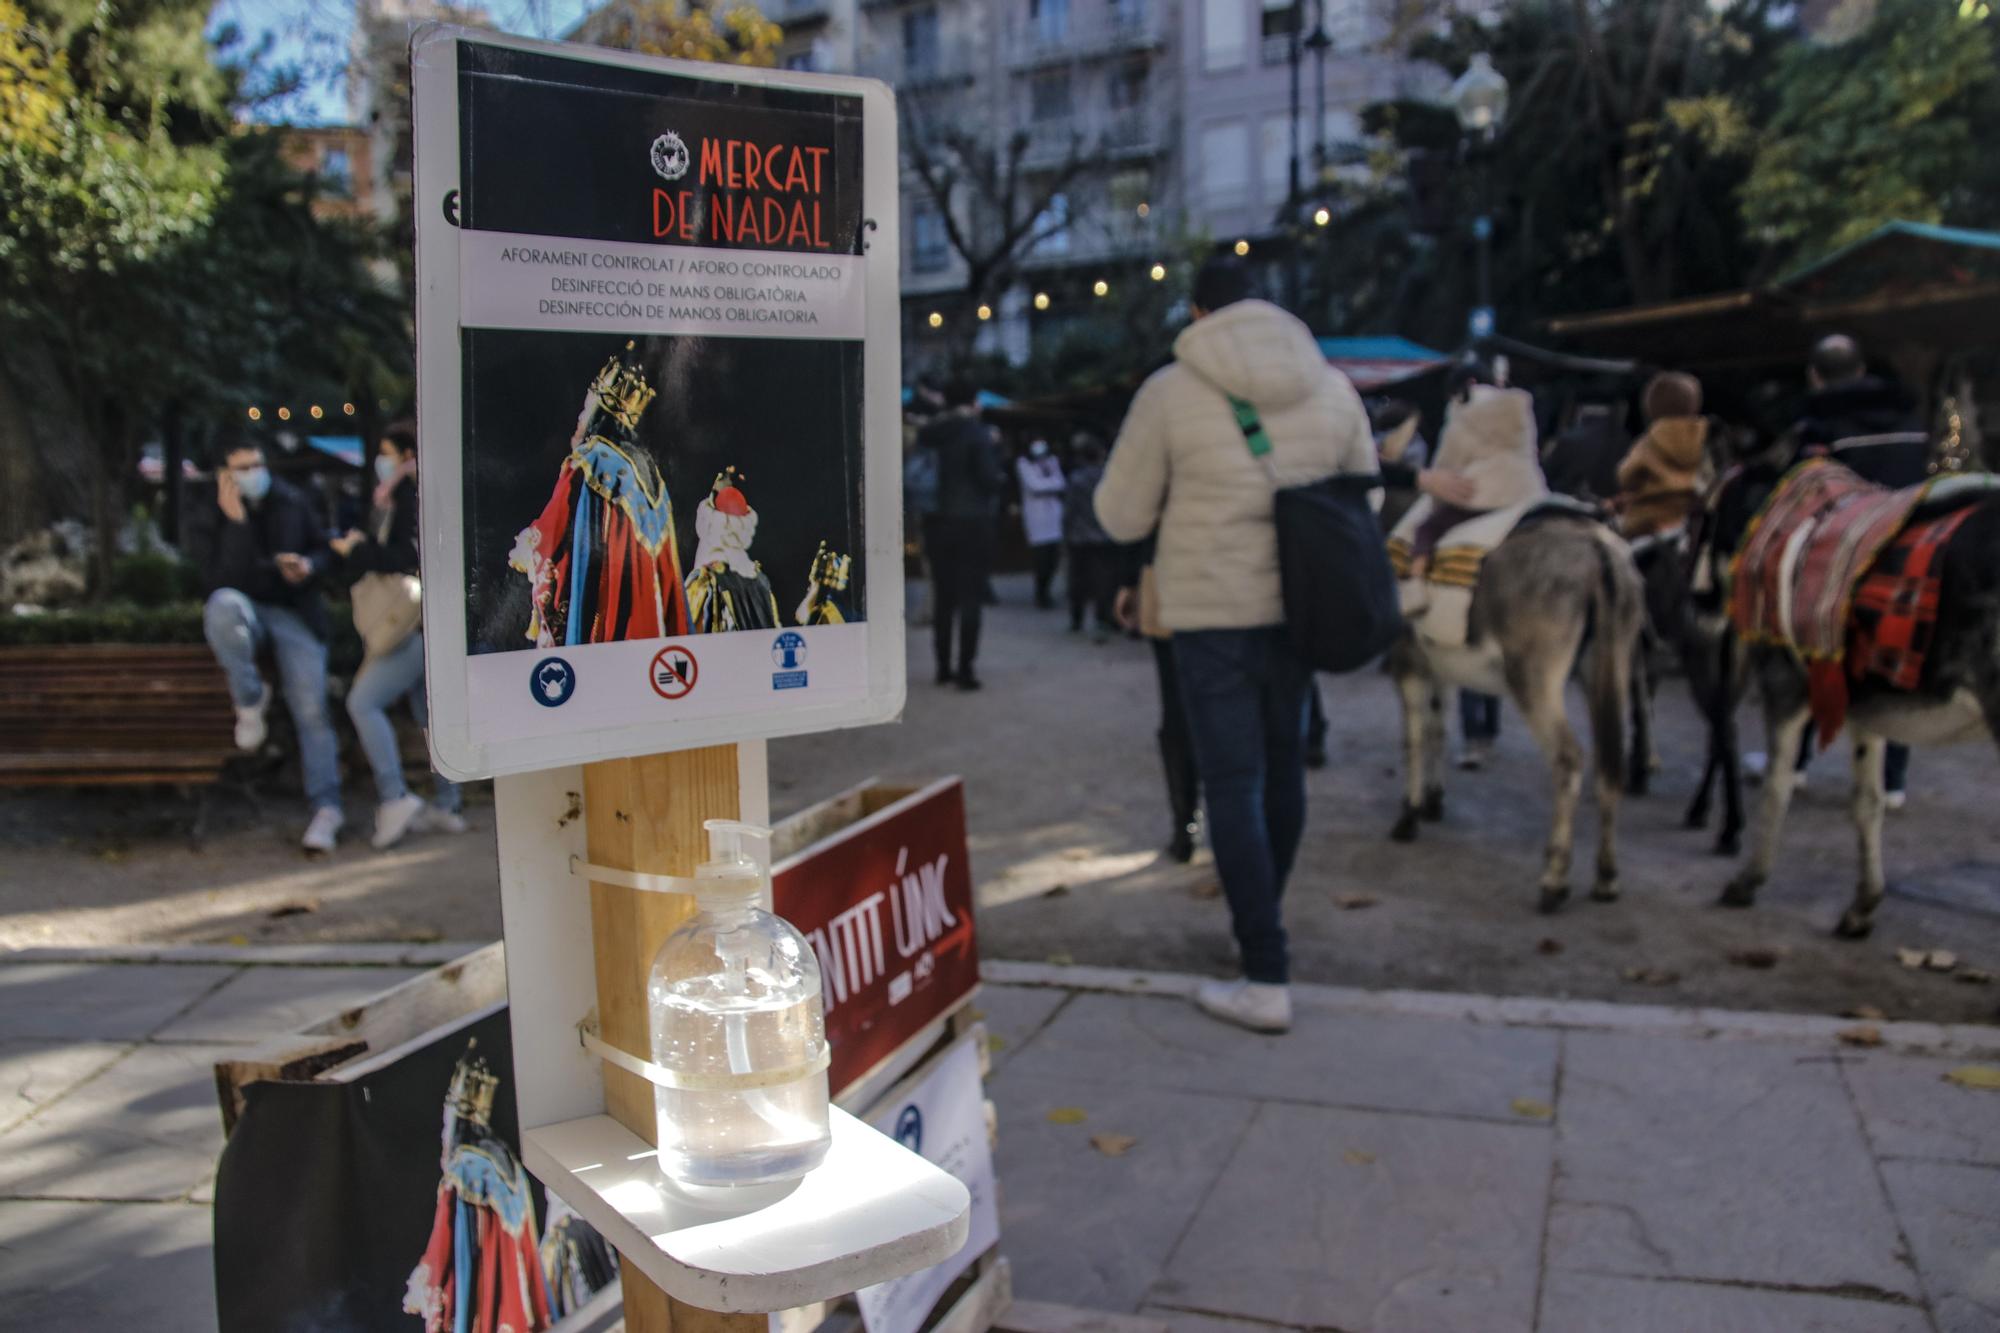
[
  {"xmin": 446, "ymin": 1040, "xmax": 500, "ymax": 1129},
  {"xmin": 590, "ymin": 341, "xmax": 658, "ymax": 431}
]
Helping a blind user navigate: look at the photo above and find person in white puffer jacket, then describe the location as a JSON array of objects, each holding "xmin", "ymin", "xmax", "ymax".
[{"xmin": 1093, "ymin": 258, "xmax": 1404, "ymax": 1035}]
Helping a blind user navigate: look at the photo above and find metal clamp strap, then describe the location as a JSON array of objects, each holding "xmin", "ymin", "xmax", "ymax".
[{"xmin": 577, "ymin": 1015, "xmax": 830, "ymax": 1093}]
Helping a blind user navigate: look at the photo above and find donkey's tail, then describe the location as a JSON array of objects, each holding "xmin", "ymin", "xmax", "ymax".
[{"xmin": 1584, "ymin": 527, "xmax": 1638, "ymax": 789}]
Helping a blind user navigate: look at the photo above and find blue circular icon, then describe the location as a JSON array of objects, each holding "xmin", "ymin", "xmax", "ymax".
[
  {"xmin": 894, "ymin": 1104, "xmax": 923, "ymax": 1153},
  {"xmin": 531, "ymin": 657, "xmax": 576, "ymax": 708},
  {"xmin": 772, "ymin": 631, "xmax": 808, "ymax": 671}
]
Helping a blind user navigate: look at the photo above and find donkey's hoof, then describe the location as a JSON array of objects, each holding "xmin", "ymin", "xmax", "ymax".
[
  {"xmin": 1833, "ymin": 910, "xmax": 1876, "ymax": 941},
  {"xmin": 1713, "ymin": 831, "xmax": 1742, "ymax": 858},
  {"xmin": 1590, "ymin": 878, "xmax": 1621, "ymax": 903},
  {"xmin": 1537, "ymin": 885, "xmax": 1571, "ymax": 915},
  {"xmin": 1718, "ymin": 875, "xmax": 1761, "ymax": 909},
  {"xmin": 1390, "ymin": 808, "xmax": 1421, "ymax": 843},
  {"xmin": 1420, "ymin": 788, "xmax": 1445, "ymax": 822}
]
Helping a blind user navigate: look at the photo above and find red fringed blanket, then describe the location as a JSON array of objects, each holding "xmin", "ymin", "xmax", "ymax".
[{"xmin": 1848, "ymin": 505, "xmax": 1977, "ymax": 694}]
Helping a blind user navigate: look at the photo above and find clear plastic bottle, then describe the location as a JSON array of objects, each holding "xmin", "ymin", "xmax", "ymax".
[{"xmin": 647, "ymin": 820, "xmax": 832, "ymax": 1187}]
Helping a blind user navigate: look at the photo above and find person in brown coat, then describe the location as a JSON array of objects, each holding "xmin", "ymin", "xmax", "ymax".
[{"xmin": 1615, "ymin": 371, "xmax": 1711, "ymax": 540}]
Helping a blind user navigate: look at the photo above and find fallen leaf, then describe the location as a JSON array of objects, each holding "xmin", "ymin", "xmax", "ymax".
[
  {"xmin": 1342, "ymin": 1148, "xmax": 1377, "ymax": 1166},
  {"xmin": 1061, "ymin": 848, "xmax": 1093, "ymax": 862},
  {"xmin": 404, "ymin": 926, "xmax": 444, "ymax": 944},
  {"xmin": 966, "ymin": 1008, "xmax": 987, "ymax": 1022},
  {"xmin": 1843, "ymin": 1004, "xmax": 1888, "ymax": 1021},
  {"xmin": 1621, "ymin": 966, "xmax": 1680, "ymax": 986},
  {"xmin": 1089, "ymin": 1133, "xmax": 1137, "ymax": 1157},
  {"xmin": 1537, "ymin": 938, "xmax": 1565, "ymax": 956},
  {"xmin": 985, "ymin": 1035, "xmax": 1008, "ymax": 1052},
  {"xmin": 1955, "ymin": 969, "xmax": 1994, "ymax": 986},
  {"xmin": 1191, "ymin": 881, "xmax": 1222, "ymax": 901},
  {"xmin": 1045, "ymin": 952, "xmax": 1075, "ymax": 967},
  {"xmin": 1836, "ymin": 1025, "xmax": 1884, "ymax": 1048},
  {"xmin": 266, "ymin": 899, "xmax": 320, "ymax": 920},
  {"xmin": 1727, "ymin": 947, "xmax": 1786, "ymax": 970},
  {"xmin": 1041, "ymin": 884, "xmax": 1072, "ymax": 899},
  {"xmin": 1510, "ymin": 1098, "xmax": 1554, "ymax": 1120},
  {"xmin": 1924, "ymin": 950, "xmax": 1959, "ymax": 973},
  {"xmin": 1334, "ymin": 893, "xmax": 1380, "ymax": 911},
  {"xmin": 225, "ymin": 934, "xmax": 249, "ymax": 947},
  {"xmin": 1896, "ymin": 948, "xmax": 1927, "ymax": 969},
  {"xmin": 1046, "ymin": 1107, "xmax": 1088, "ymax": 1125},
  {"xmin": 1942, "ymin": 1065, "xmax": 2000, "ymax": 1091}
]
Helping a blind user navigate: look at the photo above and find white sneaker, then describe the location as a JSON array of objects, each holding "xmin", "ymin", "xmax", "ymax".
[
  {"xmin": 1884, "ymin": 789, "xmax": 1907, "ymax": 812},
  {"xmin": 1458, "ymin": 742, "xmax": 1491, "ymax": 771},
  {"xmin": 371, "ymin": 794, "xmax": 427, "ymax": 850},
  {"xmin": 234, "ymin": 685, "xmax": 271, "ymax": 751},
  {"xmin": 417, "ymin": 803, "xmax": 468, "ymax": 835},
  {"xmin": 301, "ymin": 806, "xmax": 344, "ymax": 854},
  {"xmin": 1194, "ymin": 978, "xmax": 1292, "ymax": 1034}
]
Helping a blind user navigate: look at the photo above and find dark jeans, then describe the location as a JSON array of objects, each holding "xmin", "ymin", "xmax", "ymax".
[
  {"xmin": 1152, "ymin": 639, "xmax": 1200, "ymax": 839},
  {"xmin": 1031, "ymin": 544, "xmax": 1061, "ymax": 607},
  {"xmin": 1797, "ymin": 727, "xmax": 1909, "ymax": 793},
  {"xmin": 1461, "ymin": 690, "xmax": 1501, "ymax": 743},
  {"xmin": 1174, "ymin": 627, "xmax": 1311, "ymax": 985},
  {"xmin": 1068, "ymin": 542, "xmax": 1119, "ymax": 630},
  {"xmin": 928, "ymin": 515, "xmax": 994, "ymax": 676}
]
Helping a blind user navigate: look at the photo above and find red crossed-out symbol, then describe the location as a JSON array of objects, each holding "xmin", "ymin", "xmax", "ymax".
[{"xmin": 649, "ymin": 645, "xmax": 698, "ymax": 700}]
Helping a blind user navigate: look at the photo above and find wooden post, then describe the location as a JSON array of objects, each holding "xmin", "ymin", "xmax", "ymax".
[{"xmin": 582, "ymin": 743, "xmax": 766, "ymax": 1333}]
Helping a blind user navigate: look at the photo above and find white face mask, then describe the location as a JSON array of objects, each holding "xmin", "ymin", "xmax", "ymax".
[
  {"xmin": 1029, "ymin": 440, "xmax": 1049, "ymax": 459},
  {"xmin": 375, "ymin": 455, "xmax": 402, "ymax": 485},
  {"xmin": 234, "ymin": 466, "xmax": 271, "ymax": 502}
]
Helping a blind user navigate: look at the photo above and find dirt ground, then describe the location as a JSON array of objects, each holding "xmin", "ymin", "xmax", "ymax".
[{"xmin": 4, "ymin": 573, "xmax": 1997, "ymax": 1024}]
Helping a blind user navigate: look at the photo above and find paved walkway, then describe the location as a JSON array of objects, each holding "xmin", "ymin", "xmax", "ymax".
[{"xmin": 1, "ymin": 949, "xmax": 1996, "ymax": 1331}]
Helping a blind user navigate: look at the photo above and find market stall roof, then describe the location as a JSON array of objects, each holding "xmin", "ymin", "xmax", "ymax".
[
  {"xmin": 1318, "ymin": 335, "xmax": 1451, "ymax": 390},
  {"xmin": 1542, "ymin": 222, "xmax": 2000, "ymax": 369},
  {"xmin": 301, "ymin": 435, "xmax": 365, "ymax": 468}
]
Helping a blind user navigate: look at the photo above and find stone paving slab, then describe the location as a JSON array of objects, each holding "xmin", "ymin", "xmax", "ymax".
[
  {"xmin": 973, "ymin": 984, "xmax": 1069, "ymax": 1073},
  {"xmin": 0, "ymin": 1043, "xmax": 231, "ymax": 1202},
  {"xmin": 0, "ymin": 1199, "xmax": 216, "ymax": 1332},
  {"xmin": 152, "ymin": 965, "xmax": 425, "ymax": 1043},
  {"xmin": 1537, "ymin": 1272, "xmax": 1929, "ymax": 1333},
  {"xmin": 0, "ymin": 1038, "xmax": 129, "ymax": 1136},
  {"xmin": 1546, "ymin": 1031, "xmax": 1920, "ymax": 1299},
  {"xmin": 1878, "ymin": 1159, "xmax": 2000, "ymax": 1333},
  {"xmin": 0, "ymin": 963, "xmax": 235, "ymax": 1041},
  {"xmin": 1841, "ymin": 1050, "xmax": 2000, "ymax": 1166},
  {"xmin": 990, "ymin": 1068, "xmax": 1256, "ymax": 1314},
  {"xmin": 998, "ymin": 990, "xmax": 1559, "ymax": 1122},
  {"xmin": 1140, "ymin": 1310, "xmax": 1297, "ymax": 1333},
  {"xmin": 1157, "ymin": 1101, "xmax": 1550, "ymax": 1333}
]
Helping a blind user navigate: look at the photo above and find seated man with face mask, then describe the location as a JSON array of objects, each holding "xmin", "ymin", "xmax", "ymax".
[{"xmin": 191, "ymin": 436, "xmax": 344, "ymax": 853}]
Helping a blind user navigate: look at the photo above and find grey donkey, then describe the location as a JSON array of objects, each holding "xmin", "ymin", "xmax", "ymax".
[
  {"xmin": 1388, "ymin": 514, "xmax": 1650, "ymax": 913},
  {"xmin": 1718, "ymin": 496, "xmax": 2000, "ymax": 937}
]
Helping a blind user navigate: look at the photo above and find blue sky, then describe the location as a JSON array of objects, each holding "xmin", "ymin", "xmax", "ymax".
[{"xmin": 212, "ymin": 0, "xmax": 601, "ymax": 124}]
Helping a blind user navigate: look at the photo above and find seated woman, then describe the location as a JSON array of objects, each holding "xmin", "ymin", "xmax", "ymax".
[
  {"xmin": 1398, "ymin": 360, "xmax": 1547, "ymax": 582},
  {"xmin": 1615, "ymin": 371, "xmax": 1711, "ymax": 542}
]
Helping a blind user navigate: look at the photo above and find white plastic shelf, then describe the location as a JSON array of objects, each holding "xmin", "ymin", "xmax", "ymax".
[{"xmin": 523, "ymin": 1106, "xmax": 973, "ymax": 1313}]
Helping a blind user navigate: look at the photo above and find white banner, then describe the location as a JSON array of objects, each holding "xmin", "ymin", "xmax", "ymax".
[{"xmin": 460, "ymin": 229, "xmax": 866, "ymax": 340}]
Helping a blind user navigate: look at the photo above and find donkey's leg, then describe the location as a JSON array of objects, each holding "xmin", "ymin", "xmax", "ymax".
[
  {"xmin": 1587, "ymin": 641, "xmax": 1633, "ymax": 903},
  {"xmin": 1512, "ymin": 660, "xmax": 1585, "ymax": 914},
  {"xmin": 1390, "ymin": 657, "xmax": 1429, "ymax": 843},
  {"xmin": 1836, "ymin": 734, "xmax": 1889, "ymax": 938},
  {"xmin": 1420, "ymin": 686, "xmax": 1448, "ymax": 820},
  {"xmin": 1721, "ymin": 698, "xmax": 1810, "ymax": 908},
  {"xmin": 1625, "ymin": 664, "xmax": 1654, "ymax": 797}
]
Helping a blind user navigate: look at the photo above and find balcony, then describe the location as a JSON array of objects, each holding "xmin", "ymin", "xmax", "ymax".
[
  {"xmin": 855, "ymin": 42, "xmax": 981, "ymax": 93},
  {"xmin": 1018, "ymin": 109, "xmax": 1168, "ymax": 168},
  {"xmin": 1009, "ymin": 4, "xmax": 1164, "ymax": 70},
  {"xmin": 771, "ymin": 0, "xmax": 829, "ymax": 25}
]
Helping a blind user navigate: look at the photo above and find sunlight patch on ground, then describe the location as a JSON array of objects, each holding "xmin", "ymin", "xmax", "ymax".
[{"xmin": 978, "ymin": 845, "xmax": 1173, "ymax": 908}]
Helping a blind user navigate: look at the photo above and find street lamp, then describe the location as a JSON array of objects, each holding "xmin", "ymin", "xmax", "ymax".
[{"xmin": 1449, "ymin": 52, "xmax": 1509, "ymax": 342}]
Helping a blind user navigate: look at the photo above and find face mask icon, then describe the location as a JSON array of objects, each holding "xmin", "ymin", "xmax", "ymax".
[{"xmin": 530, "ymin": 657, "xmax": 576, "ymax": 707}]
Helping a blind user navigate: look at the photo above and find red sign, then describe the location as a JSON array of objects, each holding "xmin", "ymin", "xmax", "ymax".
[
  {"xmin": 648, "ymin": 645, "xmax": 698, "ymax": 699},
  {"xmin": 771, "ymin": 779, "xmax": 978, "ymax": 1097}
]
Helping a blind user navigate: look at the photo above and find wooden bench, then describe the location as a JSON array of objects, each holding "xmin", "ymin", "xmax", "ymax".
[{"xmin": 0, "ymin": 643, "xmax": 238, "ymax": 787}]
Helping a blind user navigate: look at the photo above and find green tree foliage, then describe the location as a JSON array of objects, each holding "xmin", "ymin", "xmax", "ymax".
[{"xmin": 1742, "ymin": 0, "xmax": 1998, "ymax": 260}]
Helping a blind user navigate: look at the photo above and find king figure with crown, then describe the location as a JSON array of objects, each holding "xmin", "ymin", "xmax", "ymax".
[
  {"xmin": 685, "ymin": 467, "xmax": 782, "ymax": 633},
  {"xmin": 508, "ymin": 343, "xmax": 690, "ymax": 647}
]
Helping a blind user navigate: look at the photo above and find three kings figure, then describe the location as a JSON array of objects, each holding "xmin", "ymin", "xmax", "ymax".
[
  {"xmin": 685, "ymin": 467, "xmax": 782, "ymax": 633},
  {"xmin": 509, "ymin": 344, "xmax": 691, "ymax": 646}
]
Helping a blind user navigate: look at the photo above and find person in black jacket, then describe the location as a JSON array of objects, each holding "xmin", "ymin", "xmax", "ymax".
[
  {"xmin": 194, "ymin": 440, "xmax": 344, "ymax": 852},
  {"xmin": 918, "ymin": 379, "xmax": 1007, "ymax": 690},
  {"xmin": 331, "ymin": 423, "xmax": 465, "ymax": 850}
]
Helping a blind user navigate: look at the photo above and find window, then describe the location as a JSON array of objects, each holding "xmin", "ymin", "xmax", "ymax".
[
  {"xmin": 1029, "ymin": 0, "xmax": 1070, "ymax": 44},
  {"xmin": 1029, "ymin": 191, "xmax": 1071, "ymax": 256},
  {"xmin": 911, "ymin": 200, "xmax": 949, "ymax": 273},
  {"xmin": 1199, "ymin": 121, "xmax": 1249, "ymax": 204},
  {"xmin": 1259, "ymin": 115, "xmax": 1293, "ymax": 202},
  {"xmin": 1030, "ymin": 69, "xmax": 1072, "ymax": 122},
  {"xmin": 1109, "ymin": 0, "xmax": 1146, "ymax": 33},
  {"xmin": 785, "ymin": 50, "xmax": 817, "ymax": 72},
  {"xmin": 1109, "ymin": 169, "xmax": 1150, "ymax": 218},
  {"xmin": 319, "ymin": 146, "xmax": 353, "ymax": 199},
  {"xmin": 904, "ymin": 7, "xmax": 940, "ymax": 76},
  {"xmin": 1202, "ymin": 0, "xmax": 1245, "ymax": 71},
  {"xmin": 1108, "ymin": 58, "xmax": 1147, "ymax": 110},
  {"xmin": 1259, "ymin": 0, "xmax": 1295, "ymax": 64}
]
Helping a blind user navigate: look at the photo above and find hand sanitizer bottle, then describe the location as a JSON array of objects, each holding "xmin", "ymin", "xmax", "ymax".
[{"xmin": 647, "ymin": 820, "xmax": 832, "ymax": 1186}]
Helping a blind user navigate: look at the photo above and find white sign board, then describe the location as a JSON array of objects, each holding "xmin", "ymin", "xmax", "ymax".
[
  {"xmin": 856, "ymin": 1037, "xmax": 1000, "ymax": 1333},
  {"xmin": 412, "ymin": 28, "xmax": 904, "ymax": 779}
]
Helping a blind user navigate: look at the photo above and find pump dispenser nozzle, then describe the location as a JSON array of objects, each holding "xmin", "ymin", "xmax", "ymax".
[{"xmin": 695, "ymin": 820, "xmax": 771, "ymax": 905}]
